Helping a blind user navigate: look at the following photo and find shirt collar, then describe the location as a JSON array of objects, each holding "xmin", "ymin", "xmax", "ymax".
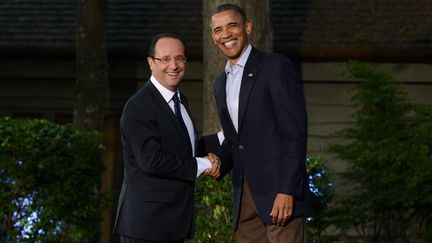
[
  {"xmin": 150, "ymin": 75, "xmax": 179, "ymax": 103},
  {"xmin": 225, "ymin": 44, "xmax": 252, "ymax": 75}
]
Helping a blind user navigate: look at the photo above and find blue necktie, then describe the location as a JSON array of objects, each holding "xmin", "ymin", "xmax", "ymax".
[{"xmin": 172, "ymin": 92, "xmax": 192, "ymax": 153}]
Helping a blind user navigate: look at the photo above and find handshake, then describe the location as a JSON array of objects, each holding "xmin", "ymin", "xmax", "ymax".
[{"xmin": 204, "ymin": 153, "xmax": 221, "ymax": 179}]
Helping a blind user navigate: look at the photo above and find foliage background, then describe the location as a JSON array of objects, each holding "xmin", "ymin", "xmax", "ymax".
[
  {"xmin": 0, "ymin": 117, "xmax": 107, "ymax": 242},
  {"xmin": 0, "ymin": 117, "xmax": 336, "ymax": 242},
  {"xmin": 330, "ymin": 61, "xmax": 432, "ymax": 242}
]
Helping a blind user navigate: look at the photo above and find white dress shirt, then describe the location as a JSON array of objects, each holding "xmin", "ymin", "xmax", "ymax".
[
  {"xmin": 150, "ymin": 76, "xmax": 211, "ymax": 177},
  {"xmin": 225, "ymin": 45, "xmax": 252, "ymax": 132}
]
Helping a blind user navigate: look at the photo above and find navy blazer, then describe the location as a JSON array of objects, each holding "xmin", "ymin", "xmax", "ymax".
[
  {"xmin": 214, "ymin": 47, "xmax": 313, "ymax": 228},
  {"xmin": 114, "ymin": 81, "xmax": 203, "ymax": 240}
]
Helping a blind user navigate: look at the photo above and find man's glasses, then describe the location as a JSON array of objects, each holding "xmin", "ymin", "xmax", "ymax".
[{"xmin": 151, "ymin": 56, "xmax": 187, "ymax": 64}]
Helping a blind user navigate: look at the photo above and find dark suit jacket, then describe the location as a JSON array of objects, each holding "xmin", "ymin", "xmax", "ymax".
[
  {"xmin": 113, "ymin": 80, "xmax": 204, "ymax": 241},
  {"xmin": 214, "ymin": 47, "xmax": 313, "ymax": 228}
]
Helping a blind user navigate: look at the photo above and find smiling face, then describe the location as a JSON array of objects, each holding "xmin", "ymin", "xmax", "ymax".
[
  {"xmin": 147, "ymin": 37, "xmax": 186, "ymax": 91},
  {"xmin": 210, "ymin": 9, "xmax": 252, "ymax": 64}
]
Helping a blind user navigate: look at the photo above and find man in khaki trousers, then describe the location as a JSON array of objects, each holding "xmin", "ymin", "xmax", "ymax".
[{"xmin": 208, "ymin": 3, "xmax": 313, "ymax": 242}]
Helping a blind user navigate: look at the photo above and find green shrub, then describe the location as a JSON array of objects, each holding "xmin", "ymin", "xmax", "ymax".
[
  {"xmin": 193, "ymin": 174, "xmax": 234, "ymax": 242},
  {"xmin": 192, "ymin": 157, "xmax": 334, "ymax": 242},
  {"xmin": 331, "ymin": 61, "xmax": 432, "ymax": 241},
  {"xmin": 0, "ymin": 117, "xmax": 106, "ymax": 242},
  {"xmin": 306, "ymin": 157, "xmax": 335, "ymax": 243}
]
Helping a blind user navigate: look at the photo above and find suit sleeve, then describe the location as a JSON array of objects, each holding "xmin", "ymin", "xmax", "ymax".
[
  {"xmin": 270, "ymin": 57, "xmax": 308, "ymax": 198},
  {"xmin": 196, "ymin": 133, "xmax": 220, "ymax": 156},
  {"xmin": 121, "ymin": 100, "xmax": 197, "ymax": 182},
  {"xmin": 216, "ymin": 139, "xmax": 234, "ymax": 180}
]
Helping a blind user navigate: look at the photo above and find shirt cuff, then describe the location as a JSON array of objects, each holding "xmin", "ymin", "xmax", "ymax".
[
  {"xmin": 196, "ymin": 157, "xmax": 212, "ymax": 177},
  {"xmin": 217, "ymin": 131, "xmax": 225, "ymax": 145}
]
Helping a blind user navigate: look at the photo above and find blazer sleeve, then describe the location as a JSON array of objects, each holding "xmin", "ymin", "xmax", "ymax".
[
  {"xmin": 216, "ymin": 139, "xmax": 234, "ymax": 180},
  {"xmin": 269, "ymin": 57, "xmax": 308, "ymax": 198},
  {"xmin": 121, "ymin": 99, "xmax": 197, "ymax": 182},
  {"xmin": 196, "ymin": 133, "xmax": 220, "ymax": 156},
  {"xmin": 196, "ymin": 133, "xmax": 233, "ymax": 180}
]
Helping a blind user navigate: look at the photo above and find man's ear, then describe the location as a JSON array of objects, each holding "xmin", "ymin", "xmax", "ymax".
[
  {"xmin": 209, "ymin": 29, "xmax": 218, "ymax": 45},
  {"xmin": 245, "ymin": 20, "xmax": 252, "ymax": 36},
  {"xmin": 147, "ymin": 57, "xmax": 154, "ymax": 70}
]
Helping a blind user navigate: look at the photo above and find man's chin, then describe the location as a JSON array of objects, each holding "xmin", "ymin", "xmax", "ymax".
[
  {"xmin": 167, "ymin": 78, "xmax": 181, "ymax": 85},
  {"xmin": 225, "ymin": 52, "xmax": 241, "ymax": 61}
]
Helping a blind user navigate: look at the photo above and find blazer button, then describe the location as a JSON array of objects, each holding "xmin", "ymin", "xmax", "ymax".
[{"xmin": 238, "ymin": 145, "xmax": 244, "ymax": 150}]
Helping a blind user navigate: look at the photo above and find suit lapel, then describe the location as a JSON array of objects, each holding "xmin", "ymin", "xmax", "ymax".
[
  {"xmin": 146, "ymin": 81, "xmax": 192, "ymax": 153},
  {"xmin": 214, "ymin": 73, "xmax": 227, "ymax": 112},
  {"xmin": 238, "ymin": 48, "xmax": 259, "ymax": 132},
  {"xmin": 215, "ymin": 74, "xmax": 238, "ymax": 138}
]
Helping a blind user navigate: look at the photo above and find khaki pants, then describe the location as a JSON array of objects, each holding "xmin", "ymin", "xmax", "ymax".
[{"xmin": 236, "ymin": 179, "xmax": 306, "ymax": 243}]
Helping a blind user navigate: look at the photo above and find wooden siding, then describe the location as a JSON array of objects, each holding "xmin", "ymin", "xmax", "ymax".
[
  {"xmin": 1, "ymin": 60, "xmax": 431, "ymax": 172},
  {"xmin": 302, "ymin": 62, "xmax": 432, "ymax": 175}
]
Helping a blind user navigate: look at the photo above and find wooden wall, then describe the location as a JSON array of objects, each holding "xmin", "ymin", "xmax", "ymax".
[
  {"xmin": 0, "ymin": 58, "xmax": 431, "ymax": 242},
  {"xmin": 1, "ymin": 58, "xmax": 431, "ymax": 176},
  {"xmin": 302, "ymin": 63, "xmax": 432, "ymax": 176}
]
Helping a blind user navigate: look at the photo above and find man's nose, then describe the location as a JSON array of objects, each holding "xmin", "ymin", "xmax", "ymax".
[
  {"xmin": 221, "ymin": 28, "xmax": 231, "ymax": 39},
  {"xmin": 168, "ymin": 59, "xmax": 179, "ymax": 68}
]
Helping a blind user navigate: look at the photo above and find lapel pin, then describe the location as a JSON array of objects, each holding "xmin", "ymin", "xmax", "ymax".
[{"xmin": 248, "ymin": 73, "xmax": 253, "ymax": 77}]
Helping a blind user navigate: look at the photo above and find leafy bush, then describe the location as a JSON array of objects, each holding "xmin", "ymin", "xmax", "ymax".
[
  {"xmin": 192, "ymin": 157, "xmax": 334, "ymax": 242},
  {"xmin": 306, "ymin": 157, "xmax": 335, "ymax": 243},
  {"xmin": 194, "ymin": 175, "xmax": 234, "ymax": 242},
  {"xmin": 331, "ymin": 61, "xmax": 432, "ymax": 242},
  {"xmin": 0, "ymin": 117, "xmax": 106, "ymax": 242}
]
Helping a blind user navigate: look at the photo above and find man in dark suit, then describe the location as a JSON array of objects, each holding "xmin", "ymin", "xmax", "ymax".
[
  {"xmin": 209, "ymin": 4, "xmax": 312, "ymax": 242},
  {"xmin": 113, "ymin": 33, "xmax": 219, "ymax": 243}
]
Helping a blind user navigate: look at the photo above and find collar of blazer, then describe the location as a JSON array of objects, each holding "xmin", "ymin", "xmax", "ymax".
[
  {"xmin": 214, "ymin": 47, "xmax": 260, "ymax": 138},
  {"xmin": 145, "ymin": 80, "xmax": 196, "ymax": 154}
]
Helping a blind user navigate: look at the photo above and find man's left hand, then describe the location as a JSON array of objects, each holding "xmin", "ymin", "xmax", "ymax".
[{"xmin": 270, "ymin": 193, "xmax": 293, "ymax": 226}]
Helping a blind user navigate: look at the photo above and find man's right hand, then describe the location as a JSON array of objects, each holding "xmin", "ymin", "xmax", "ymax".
[{"xmin": 204, "ymin": 153, "xmax": 220, "ymax": 179}]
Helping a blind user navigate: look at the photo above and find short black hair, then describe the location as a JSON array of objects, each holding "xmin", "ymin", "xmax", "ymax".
[
  {"xmin": 209, "ymin": 3, "xmax": 247, "ymax": 24},
  {"xmin": 148, "ymin": 32, "xmax": 186, "ymax": 57}
]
